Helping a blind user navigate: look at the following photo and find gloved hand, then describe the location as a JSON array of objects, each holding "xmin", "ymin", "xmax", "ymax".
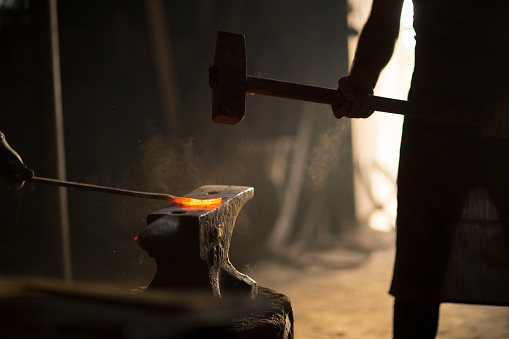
[{"xmin": 0, "ymin": 132, "xmax": 34, "ymax": 189}]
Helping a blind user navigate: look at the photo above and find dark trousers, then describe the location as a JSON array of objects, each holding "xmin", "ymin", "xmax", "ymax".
[{"xmin": 393, "ymin": 299, "xmax": 440, "ymax": 339}]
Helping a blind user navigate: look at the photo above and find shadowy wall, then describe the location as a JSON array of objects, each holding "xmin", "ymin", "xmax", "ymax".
[{"xmin": 0, "ymin": 0, "xmax": 351, "ymax": 286}]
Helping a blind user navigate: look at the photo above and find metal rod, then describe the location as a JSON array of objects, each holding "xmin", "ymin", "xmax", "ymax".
[{"xmin": 30, "ymin": 176, "xmax": 178, "ymax": 202}]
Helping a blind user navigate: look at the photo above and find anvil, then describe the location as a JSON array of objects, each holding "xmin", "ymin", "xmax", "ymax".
[{"xmin": 135, "ymin": 185, "xmax": 257, "ymax": 298}]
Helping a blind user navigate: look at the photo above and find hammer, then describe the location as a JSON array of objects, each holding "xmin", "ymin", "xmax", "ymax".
[{"xmin": 209, "ymin": 31, "xmax": 488, "ymax": 127}]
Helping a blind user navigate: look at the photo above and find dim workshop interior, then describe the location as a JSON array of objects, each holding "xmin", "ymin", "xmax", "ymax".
[{"xmin": 1, "ymin": 0, "xmax": 508, "ymax": 338}]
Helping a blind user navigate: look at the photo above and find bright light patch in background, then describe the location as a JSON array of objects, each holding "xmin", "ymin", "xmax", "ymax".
[
  {"xmin": 401, "ymin": 0, "xmax": 415, "ymax": 47},
  {"xmin": 401, "ymin": 0, "xmax": 414, "ymax": 29},
  {"xmin": 348, "ymin": 0, "xmax": 415, "ymax": 232},
  {"xmin": 369, "ymin": 210, "xmax": 393, "ymax": 233},
  {"xmin": 402, "ymin": 30, "xmax": 416, "ymax": 48}
]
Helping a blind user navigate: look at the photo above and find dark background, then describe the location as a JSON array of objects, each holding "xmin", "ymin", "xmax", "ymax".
[{"xmin": 0, "ymin": 0, "xmax": 353, "ymax": 288}]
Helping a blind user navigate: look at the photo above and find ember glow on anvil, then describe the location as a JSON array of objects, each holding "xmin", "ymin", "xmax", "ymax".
[
  {"xmin": 134, "ymin": 196, "xmax": 222, "ymax": 241},
  {"xmin": 169, "ymin": 196, "xmax": 222, "ymax": 208}
]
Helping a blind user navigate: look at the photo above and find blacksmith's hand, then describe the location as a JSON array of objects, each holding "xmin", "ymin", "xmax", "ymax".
[
  {"xmin": 485, "ymin": 97, "xmax": 509, "ymax": 139},
  {"xmin": 332, "ymin": 75, "xmax": 375, "ymax": 119},
  {"xmin": 0, "ymin": 132, "xmax": 34, "ymax": 189}
]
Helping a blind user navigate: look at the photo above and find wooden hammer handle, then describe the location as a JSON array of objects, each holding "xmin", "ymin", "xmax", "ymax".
[
  {"xmin": 246, "ymin": 76, "xmax": 488, "ymax": 127},
  {"xmin": 246, "ymin": 76, "xmax": 340, "ymax": 105}
]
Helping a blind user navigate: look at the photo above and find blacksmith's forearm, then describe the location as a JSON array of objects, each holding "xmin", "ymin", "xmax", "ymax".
[{"xmin": 349, "ymin": 0, "xmax": 404, "ymax": 89}]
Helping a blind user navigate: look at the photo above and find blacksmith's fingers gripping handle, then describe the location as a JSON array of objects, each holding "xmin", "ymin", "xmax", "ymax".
[{"xmin": 209, "ymin": 31, "xmax": 488, "ymax": 127}]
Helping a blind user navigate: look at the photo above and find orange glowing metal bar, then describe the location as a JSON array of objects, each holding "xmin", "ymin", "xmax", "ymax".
[{"xmin": 170, "ymin": 196, "xmax": 222, "ymax": 208}]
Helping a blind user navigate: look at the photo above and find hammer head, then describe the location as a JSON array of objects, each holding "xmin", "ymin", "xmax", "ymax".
[{"xmin": 209, "ymin": 31, "xmax": 246, "ymax": 125}]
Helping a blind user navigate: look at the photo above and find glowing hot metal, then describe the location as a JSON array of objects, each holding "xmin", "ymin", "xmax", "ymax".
[{"xmin": 171, "ymin": 196, "xmax": 222, "ymax": 208}]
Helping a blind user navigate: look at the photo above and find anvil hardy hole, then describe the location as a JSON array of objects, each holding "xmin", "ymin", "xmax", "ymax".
[
  {"xmin": 171, "ymin": 211, "xmax": 186, "ymax": 215},
  {"xmin": 207, "ymin": 191, "xmax": 220, "ymax": 195}
]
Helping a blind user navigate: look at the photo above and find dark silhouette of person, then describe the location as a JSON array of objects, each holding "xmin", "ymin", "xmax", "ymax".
[{"xmin": 332, "ymin": 0, "xmax": 509, "ymax": 338}]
